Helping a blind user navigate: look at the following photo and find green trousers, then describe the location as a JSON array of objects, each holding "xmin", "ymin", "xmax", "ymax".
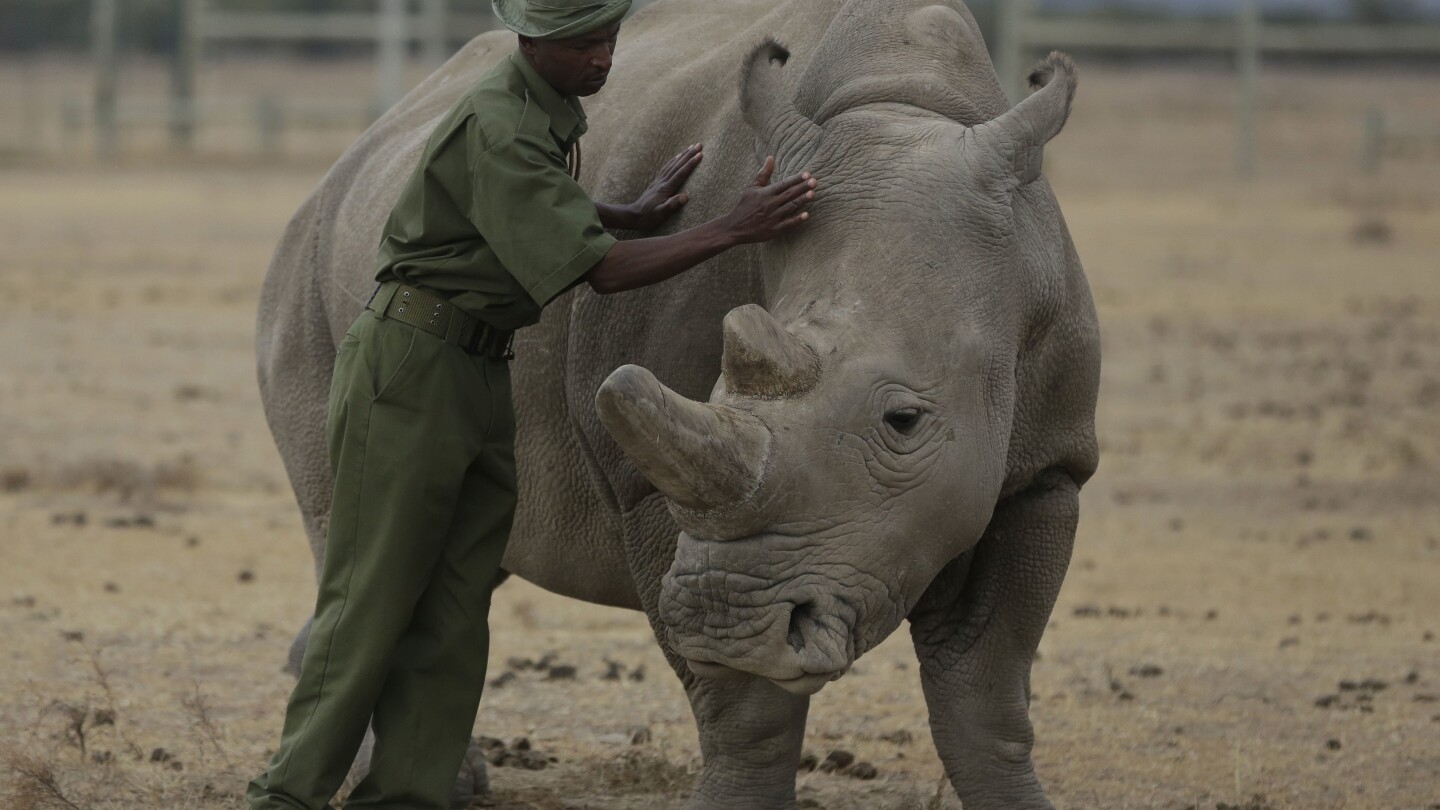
[{"xmin": 248, "ymin": 308, "xmax": 516, "ymax": 810}]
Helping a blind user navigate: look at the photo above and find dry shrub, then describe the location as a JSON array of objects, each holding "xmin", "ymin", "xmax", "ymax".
[
  {"xmin": 596, "ymin": 749, "xmax": 694, "ymax": 795},
  {"xmin": 1, "ymin": 749, "xmax": 85, "ymax": 810},
  {"xmin": 46, "ymin": 456, "xmax": 201, "ymax": 503},
  {"xmin": 2, "ymin": 466, "xmax": 32, "ymax": 492}
]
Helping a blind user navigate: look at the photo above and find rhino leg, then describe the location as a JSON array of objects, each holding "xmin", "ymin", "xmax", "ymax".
[
  {"xmin": 340, "ymin": 728, "xmax": 490, "ymax": 809},
  {"xmin": 680, "ymin": 674, "xmax": 808, "ymax": 810},
  {"xmin": 622, "ymin": 493, "xmax": 807, "ymax": 809},
  {"xmin": 907, "ymin": 472, "xmax": 1079, "ymax": 810}
]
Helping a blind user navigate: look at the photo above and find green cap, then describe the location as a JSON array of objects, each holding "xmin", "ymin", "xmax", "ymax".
[{"xmin": 492, "ymin": 0, "xmax": 631, "ymax": 40}]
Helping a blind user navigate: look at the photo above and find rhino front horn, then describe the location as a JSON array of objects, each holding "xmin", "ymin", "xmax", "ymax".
[
  {"xmin": 596, "ymin": 365, "xmax": 772, "ymax": 511},
  {"xmin": 721, "ymin": 305, "xmax": 820, "ymax": 399}
]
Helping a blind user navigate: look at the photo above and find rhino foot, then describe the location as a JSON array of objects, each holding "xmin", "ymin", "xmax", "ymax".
[{"xmin": 450, "ymin": 736, "xmax": 492, "ymax": 808}]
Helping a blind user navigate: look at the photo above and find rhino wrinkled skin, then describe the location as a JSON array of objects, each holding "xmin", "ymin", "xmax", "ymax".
[{"xmin": 255, "ymin": 0, "xmax": 1100, "ymax": 806}]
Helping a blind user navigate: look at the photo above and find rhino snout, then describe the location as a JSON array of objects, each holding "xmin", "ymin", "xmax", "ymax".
[{"xmin": 660, "ymin": 563, "xmax": 861, "ymax": 692}]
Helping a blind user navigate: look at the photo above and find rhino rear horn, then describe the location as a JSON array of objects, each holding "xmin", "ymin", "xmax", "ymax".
[
  {"xmin": 740, "ymin": 38, "xmax": 822, "ymax": 169},
  {"xmin": 596, "ymin": 365, "xmax": 772, "ymax": 511},
  {"xmin": 721, "ymin": 305, "xmax": 820, "ymax": 398},
  {"xmin": 971, "ymin": 51, "xmax": 1078, "ymax": 185}
]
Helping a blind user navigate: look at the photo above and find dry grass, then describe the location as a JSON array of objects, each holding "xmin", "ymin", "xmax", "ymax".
[{"xmin": 1, "ymin": 54, "xmax": 1438, "ymax": 809}]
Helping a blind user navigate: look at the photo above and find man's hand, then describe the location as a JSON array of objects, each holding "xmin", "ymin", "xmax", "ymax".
[
  {"xmin": 584, "ymin": 155, "xmax": 819, "ymax": 296},
  {"xmin": 626, "ymin": 143, "xmax": 704, "ymax": 231},
  {"xmin": 721, "ymin": 156, "xmax": 816, "ymax": 244}
]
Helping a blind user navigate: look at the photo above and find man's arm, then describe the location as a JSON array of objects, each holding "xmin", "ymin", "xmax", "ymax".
[
  {"xmin": 595, "ymin": 200, "xmax": 642, "ymax": 231},
  {"xmin": 587, "ymin": 157, "xmax": 815, "ymax": 295}
]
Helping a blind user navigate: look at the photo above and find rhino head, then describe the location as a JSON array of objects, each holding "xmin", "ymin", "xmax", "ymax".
[{"xmin": 597, "ymin": 31, "xmax": 1083, "ymax": 696}]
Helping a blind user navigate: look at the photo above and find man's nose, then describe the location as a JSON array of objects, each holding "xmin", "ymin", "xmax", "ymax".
[{"xmin": 591, "ymin": 50, "xmax": 612, "ymax": 71}]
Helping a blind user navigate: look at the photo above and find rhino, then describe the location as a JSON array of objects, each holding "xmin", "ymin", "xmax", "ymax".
[{"xmin": 255, "ymin": 0, "xmax": 1100, "ymax": 807}]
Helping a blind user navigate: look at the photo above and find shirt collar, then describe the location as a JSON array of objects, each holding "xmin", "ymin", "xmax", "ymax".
[{"xmin": 510, "ymin": 51, "xmax": 588, "ymax": 145}]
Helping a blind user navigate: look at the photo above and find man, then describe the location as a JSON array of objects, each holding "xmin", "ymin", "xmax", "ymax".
[{"xmin": 246, "ymin": 0, "xmax": 817, "ymax": 807}]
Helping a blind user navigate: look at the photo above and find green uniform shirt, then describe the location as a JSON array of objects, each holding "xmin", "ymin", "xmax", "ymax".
[{"xmin": 374, "ymin": 50, "xmax": 617, "ymax": 331}]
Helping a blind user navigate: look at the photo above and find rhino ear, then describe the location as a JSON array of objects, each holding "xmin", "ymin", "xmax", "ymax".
[
  {"xmin": 968, "ymin": 51, "xmax": 1078, "ymax": 186},
  {"xmin": 740, "ymin": 39, "xmax": 822, "ymax": 170}
]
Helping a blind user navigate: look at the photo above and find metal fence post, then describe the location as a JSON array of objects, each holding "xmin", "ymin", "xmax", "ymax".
[
  {"xmin": 423, "ymin": 0, "xmax": 449, "ymax": 70},
  {"xmin": 1359, "ymin": 108, "xmax": 1386, "ymax": 174},
  {"xmin": 92, "ymin": 0, "xmax": 119, "ymax": 159},
  {"xmin": 171, "ymin": 0, "xmax": 201, "ymax": 151},
  {"xmin": 256, "ymin": 95, "xmax": 283, "ymax": 154},
  {"xmin": 1236, "ymin": 0, "xmax": 1261, "ymax": 178},
  {"xmin": 377, "ymin": 0, "xmax": 408, "ymax": 113},
  {"xmin": 996, "ymin": 0, "xmax": 1035, "ymax": 105}
]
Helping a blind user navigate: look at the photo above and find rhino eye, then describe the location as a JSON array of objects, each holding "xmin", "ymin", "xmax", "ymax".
[{"xmin": 884, "ymin": 407, "xmax": 922, "ymax": 432}]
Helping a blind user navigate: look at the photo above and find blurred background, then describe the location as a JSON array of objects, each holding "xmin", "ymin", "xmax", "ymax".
[{"xmin": 1, "ymin": 1, "xmax": 1437, "ymax": 808}]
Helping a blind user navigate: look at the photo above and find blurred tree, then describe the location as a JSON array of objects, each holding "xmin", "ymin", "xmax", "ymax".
[
  {"xmin": 0, "ymin": 0, "xmax": 496, "ymax": 52},
  {"xmin": 1348, "ymin": 0, "xmax": 1421, "ymax": 21}
]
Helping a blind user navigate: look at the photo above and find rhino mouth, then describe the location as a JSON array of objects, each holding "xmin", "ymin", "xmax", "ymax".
[
  {"xmin": 660, "ymin": 567, "xmax": 864, "ymax": 693},
  {"xmin": 685, "ymin": 659, "xmax": 848, "ymax": 697}
]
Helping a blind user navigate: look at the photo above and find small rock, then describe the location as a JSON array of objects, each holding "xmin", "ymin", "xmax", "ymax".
[
  {"xmin": 1348, "ymin": 526, "xmax": 1372, "ymax": 542},
  {"xmin": 474, "ymin": 736, "xmax": 505, "ymax": 758},
  {"xmin": 514, "ymin": 750, "xmax": 549, "ymax": 770},
  {"xmin": 843, "ymin": 761, "xmax": 878, "ymax": 780},
  {"xmin": 185, "ymin": 536, "xmax": 200, "ymax": 548},
  {"xmin": 1314, "ymin": 694, "xmax": 1339, "ymax": 709},
  {"xmin": 1405, "ymin": 671, "xmax": 1420, "ymax": 685},
  {"xmin": 797, "ymin": 752, "xmax": 818, "ymax": 772},
  {"xmin": 12, "ymin": 595, "xmax": 36, "ymax": 608},
  {"xmin": 1350, "ymin": 217, "xmax": 1393, "ymax": 245},
  {"xmin": 237, "ymin": 570, "xmax": 256, "ymax": 583},
  {"xmin": 61, "ymin": 630, "xmax": 84, "ymax": 642},
  {"xmin": 1278, "ymin": 636, "xmax": 1300, "ymax": 649},
  {"xmin": 150, "ymin": 747, "xmax": 173, "ymax": 763},
  {"xmin": 92, "ymin": 709, "xmax": 115, "ymax": 726},
  {"xmin": 877, "ymin": 729, "xmax": 913, "ymax": 745},
  {"xmin": 818, "ymin": 749, "xmax": 854, "ymax": 773},
  {"xmin": 1325, "ymin": 739, "xmax": 1342, "ymax": 751},
  {"xmin": 545, "ymin": 664, "xmax": 578, "ymax": 680},
  {"xmin": 511, "ymin": 737, "xmax": 531, "ymax": 752},
  {"xmin": 103, "ymin": 582, "xmax": 120, "ymax": 593},
  {"xmin": 1129, "ymin": 664, "xmax": 1164, "ymax": 678},
  {"xmin": 506, "ymin": 657, "xmax": 534, "ymax": 671},
  {"xmin": 488, "ymin": 671, "xmax": 516, "ymax": 689},
  {"xmin": 627, "ymin": 665, "xmax": 646, "ymax": 682},
  {"xmin": 1205, "ymin": 609, "xmax": 1219, "ymax": 621},
  {"xmin": 601, "ymin": 659, "xmax": 624, "ymax": 681},
  {"xmin": 628, "ymin": 725, "xmax": 652, "ymax": 745},
  {"xmin": 91, "ymin": 750, "xmax": 112, "ymax": 764}
]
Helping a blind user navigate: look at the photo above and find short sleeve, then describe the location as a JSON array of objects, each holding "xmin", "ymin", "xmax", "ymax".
[{"xmin": 467, "ymin": 134, "xmax": 616, "ymax": 308}]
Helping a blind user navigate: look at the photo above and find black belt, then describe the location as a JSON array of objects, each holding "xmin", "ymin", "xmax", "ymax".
[{"xmin": 366, "ymin": 281, "xmax": 515, "ymax": 360}]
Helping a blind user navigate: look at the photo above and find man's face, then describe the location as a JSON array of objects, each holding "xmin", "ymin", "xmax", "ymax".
[{"xmin": 519, "ymin": 23, "xmax": 621, "ymax": 97}]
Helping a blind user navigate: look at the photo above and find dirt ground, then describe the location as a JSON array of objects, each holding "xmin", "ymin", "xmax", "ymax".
[{"xmin": 1, "ymin": 56, "xmax": 1438, "ymax": 810}]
